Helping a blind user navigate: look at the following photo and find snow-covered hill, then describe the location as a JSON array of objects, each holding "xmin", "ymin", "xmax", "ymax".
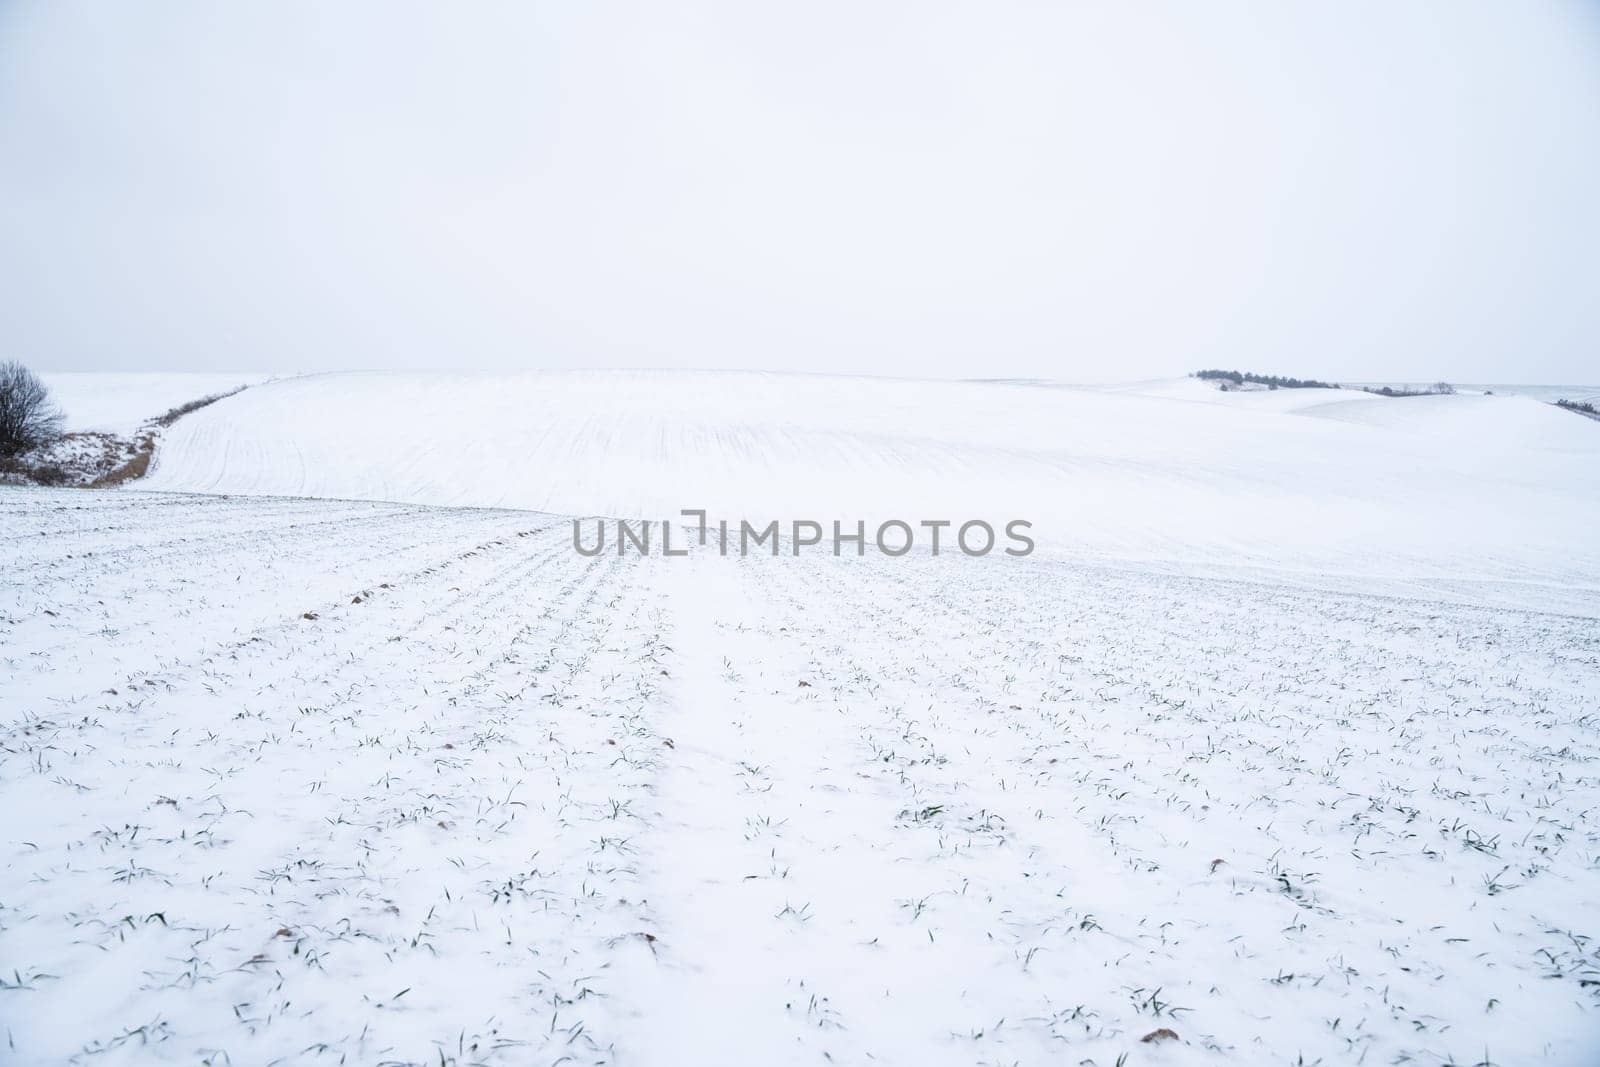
[
  {"xmin": 6, "ymin": 376, "xmax": 1599, "ymax": 1065},
  {"xmin": 41, "ymin": 372, "xmax": 270, "ymax": 434},
  {"xmin": 136, "ymin": 371, "xmax": 1600, "ymax": 586}
]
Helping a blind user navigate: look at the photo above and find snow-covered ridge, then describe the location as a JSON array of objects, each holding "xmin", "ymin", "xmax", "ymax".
[
  {"xmin": 134, "ymin": 370, "xmax": 1600, "ymax": 584},
  {"xmin": 40, "ymin": 372, "xmax": 272, "ymax": 434}
]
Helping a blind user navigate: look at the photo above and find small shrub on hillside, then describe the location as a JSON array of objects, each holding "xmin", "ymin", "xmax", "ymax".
[
  {"xmin": 28, "ymin": 462, "xmax": 72, "ymax": 486},
  {"xmin": 0, "ymin": 361, "xmax": 64, "ymax": 456}
]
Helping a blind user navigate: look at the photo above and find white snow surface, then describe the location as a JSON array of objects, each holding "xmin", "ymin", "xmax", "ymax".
[
  {"xmin": 138, "ymin": 371, "xmax": 1600, "ymax": 587},
  {"xmin": 40, "ymin": 372, "xmax": 271, "ymax": 434},
  {"xmin": 4, "ymin": 371, "xmax": 1600, "ymax": 1064},
  {"xmin": 2, "ymin": 489, "xmax": 1598, "ymax": 1065}
]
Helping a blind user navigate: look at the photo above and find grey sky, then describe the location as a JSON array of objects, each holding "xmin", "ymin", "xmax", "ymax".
[{"xmin": 2, "ymin": 1, "xmax": 1597, "ymax": 382}]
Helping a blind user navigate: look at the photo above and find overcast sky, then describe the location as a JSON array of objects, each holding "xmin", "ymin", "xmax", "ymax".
[{"xmin": 2, "ymin": 2, "xmax": 1597, "ymax": 382}]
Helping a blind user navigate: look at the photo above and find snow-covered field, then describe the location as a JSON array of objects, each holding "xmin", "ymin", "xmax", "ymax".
[
  {"xmin": 139, "ymin": 372, "xmax": 1600, "ymax": 583},
  {"xmin": 40, "ymin": 374, "xmax": 272, "ymax": 435},
  {"xmin": 3, "ymin": 372, "xmax": 1599, "ymax": 1064}
]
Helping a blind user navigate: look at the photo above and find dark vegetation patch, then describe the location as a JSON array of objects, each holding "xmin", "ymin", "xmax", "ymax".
[
  {"xmin": 1361, "ymin": 382, "xmax": 1456, "ymax": 397},
  {"xmin": 1194, "ymin": 369, "xmax": 1341, "ymax": 391},
  {"xmin": 152, "ymin": 386, "xmax": 248, "ymax": 428},
  {"xmin": 1555, "ymin": 398, "xmax": 1600, "ymax": 421},
  {"xmin": 0, "ymin": 455, "xmax": 70, "ymax": 486},
  {"xmin": 89, "ymin": 432, "xmax": 158, "ymax": 487},
  {"xmin": 0, "ymin": 431, "xmax": 143, "ymax": 487}
]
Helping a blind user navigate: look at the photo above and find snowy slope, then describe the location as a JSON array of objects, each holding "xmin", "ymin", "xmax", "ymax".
[
  {"xmin": 7, "ymin": 375, "xmax": 1600, "ymax": 1065},
  {"xmin": 4, "ymin": 490, "xmax": 1598, "ymax": 1066},
  {"xmin": 41, "ymin": 371, "xmax": 271, "ymax": 433},
  {"xmin": 139, "ymin": 370, "xmax": 1600, "ymax": 584}
]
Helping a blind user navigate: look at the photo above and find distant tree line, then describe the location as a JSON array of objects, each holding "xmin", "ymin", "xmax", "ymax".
[
  {"xmin": 1361, "ymin": 382, "xmax": 1455, "ymax": 397},
  {"xmin": 1556, "ymin": 398, "xmax": 1598, "ymax": 418},
  {"xmin": 1194, "ymin": 369, "xmax": 1341, "ymax": 390}
]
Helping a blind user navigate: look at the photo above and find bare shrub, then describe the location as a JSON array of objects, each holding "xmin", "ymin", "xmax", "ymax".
[
  {"xmin": 0, "ymin": 361, "xmax": 64, "ymax": 456},
  {"xmin": 27, "ymin": 462, "xmax": 72, "ymax": 486}
]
